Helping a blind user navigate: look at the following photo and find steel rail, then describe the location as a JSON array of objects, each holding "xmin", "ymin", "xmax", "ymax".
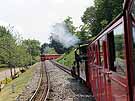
[
  {"xmin": 29, "ymin": 69, "xmax": 42, "ymax": 101},
  {"xmin": 30, "ymin": 60, "xmax": 70, "ymax": 101},
  {"xmin": 41, "ymin": 62, "xmax": 50, "ymax": 101},
  {"xmin": 29, "ymin": 62, "xmax": 50, "ymax": 101},
  {"xmin": 50, "ymin": 60, "xmax": 71, "ymax": 75}
]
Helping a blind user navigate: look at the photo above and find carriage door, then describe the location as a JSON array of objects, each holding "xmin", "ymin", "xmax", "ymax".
[
  {"xmin": 99, "ymin": 35, "xmax": 108, "ymax": 69},
  {"xmin": 98, "ymin": 35, "xmax": 111, "ymax": 101}
]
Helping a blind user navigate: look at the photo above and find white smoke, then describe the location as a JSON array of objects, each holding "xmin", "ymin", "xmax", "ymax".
[{"xmin": 51, "ymin": 22, "xmax": 80, "ymax": 48}]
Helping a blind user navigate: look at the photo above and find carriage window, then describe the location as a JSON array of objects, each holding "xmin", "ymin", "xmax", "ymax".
[
  {"xmin": 132, "ymin": 25, "xmax": 135, "ymax": 45},
  {"xmin": 89, "ymin": 47, "xmax": 92, "ymax": 63},
  {"xmin": 131, "ymin": 0, "xmax": 135, "ymax": 19},
  {"xmin": 79, "ymin": 45, "xmax": 87, "ymax": 61},
  {"xmin": 99, "ymin": 36, "xmax": 106, "ymax": 66},
  {"xmin": 131, "ymin": 0, "xmax": 135, "ymax": 84},
  {"xmin": 108, "ymin": 23, "xmax": 126, "ymax": 76},
  {"xmin": 131, "ymin": 0, "xmax": 135, "ymax": 83},
  {"xmin": 92, "ymin": 44, "xmax": 96, "ymax": 63},
  {"xmin": 132, "ymin": 24, "xmax": 135, "ymax": 84}
]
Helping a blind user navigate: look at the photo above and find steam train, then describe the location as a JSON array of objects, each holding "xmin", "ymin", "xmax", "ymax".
[{"xmin": 71, "ymin": 0, "xmax": 135, "ymax": 101}]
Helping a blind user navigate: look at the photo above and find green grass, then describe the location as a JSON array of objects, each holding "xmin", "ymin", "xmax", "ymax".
[
  {"xmin": 57, "ymin": 49, "xmax": 75, "ymax": 68},
  {"xmin": 0, "ymin": 63, "xmax": 38, "ymax": 101}
]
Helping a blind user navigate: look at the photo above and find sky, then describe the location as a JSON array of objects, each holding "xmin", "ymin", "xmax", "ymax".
[{"xmin": 0, "ymin": 0, "xmax": 94, "ymax": 44}]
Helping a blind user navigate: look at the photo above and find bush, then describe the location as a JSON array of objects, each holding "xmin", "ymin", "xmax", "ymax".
[{"xmin": 1, "ymin": 78, "xmax": 12, "ymax": 84}]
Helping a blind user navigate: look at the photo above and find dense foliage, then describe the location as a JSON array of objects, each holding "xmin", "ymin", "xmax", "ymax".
[
  {"xmin": 50, "ymin": 39, "xmax": 68, "ymax": 54},
  {"xmin": 0, "ymin": 26, "xmax": 40, "ymax": 78},
  {"xmin": 81, "ymin": 0, "xmax": 124, "ymax": 36},
  {"xmin": 41, "ymin": 42, "xmax": 60, "ymax": 54},
  {"xmin": 22, "ymin": 39, "xmax": 40, "ymax": 64},
  {"xmin": 40, "ymin": 43, "xmax": 50, "ymax": 54}
]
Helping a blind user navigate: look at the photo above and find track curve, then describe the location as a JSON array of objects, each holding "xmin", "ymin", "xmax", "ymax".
[{"xmin": 29, "ymin": 62, "xmax": 50, "ymax": 101}]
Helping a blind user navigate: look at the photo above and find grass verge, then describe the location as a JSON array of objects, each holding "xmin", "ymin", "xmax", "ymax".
[
  {"xmin": 57, "ymin": 49, "xmax": 75, "ymax": 68},
  {"xmin": 0, "ymin": 63, "xmax": 38, "ymax": 101}
]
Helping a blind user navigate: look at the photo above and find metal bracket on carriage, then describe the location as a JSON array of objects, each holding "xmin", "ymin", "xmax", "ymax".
[
  {"xmin": 97, "ymin": 67, "xmax": 103, "ymax": 75},
  {"xmin": 92, "ymin": 67, "xmax": 97, "ymax": 71},
  {"xmin": 103, "ymin": 71, "xmax": 112, "ymax": 76},
  {"xmin": 102, "ymin": 71, "xmax": 112, "ymax": 79},
  {"xmin": 104, "ymin": 71, "xmax": 112, "ymax": 84}
]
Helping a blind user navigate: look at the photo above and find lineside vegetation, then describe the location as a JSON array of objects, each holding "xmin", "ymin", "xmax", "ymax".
[{"xmin": 0, "ymin": 26, "xmax": 40, "ymax": 79}]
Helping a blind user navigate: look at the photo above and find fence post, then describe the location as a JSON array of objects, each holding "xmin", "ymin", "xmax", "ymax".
[{"xmin": 0, "ymin": 82, "xmax": 1, "ymax": 92}]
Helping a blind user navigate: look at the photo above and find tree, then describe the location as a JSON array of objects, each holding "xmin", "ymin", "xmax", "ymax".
[
  {"xmin": 76, "ymin": 24, "xmax": 92, "ymax": 41},
  {"xmin": 0, "ymin": 26, "xmax": 33, "ymax": 78},
  {"xmin": 64, "ymin": 16, "xmax": 76, "ymax": 34},
  {"xmin": 0, "ymin": 27, "xmax": 17, "ymax": 78},
  {"xmin": 49, "ymin": 36, "xmax": 68, "ymax": 54},
  {"xmin": 40, "ymin": 43, "xmax": 50, "ymax": 54},
  {"xmin": 81, "ymin": 0, "xmax": 124, "ymax": 36},
  {"xmin": 22, "ymin": 39, "xmax": 40, "ymax": 64}
]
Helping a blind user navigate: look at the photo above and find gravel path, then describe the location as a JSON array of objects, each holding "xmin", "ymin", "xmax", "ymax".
[
  {"xmin": 0, "ymin": 68, "xmax": 20, "ymax": 81},
  {"xmin": 46, "ymin": 60, "xmax": 95, "ymax": 101},
  {"xmin": 16, "ymin": 63, "xmax": 41, "ymax": 101}
]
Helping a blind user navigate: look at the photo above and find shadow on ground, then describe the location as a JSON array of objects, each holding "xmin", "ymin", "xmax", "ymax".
[{"xmin": 66, "ymin": 77, "xmax": 95, "ymax": 101}]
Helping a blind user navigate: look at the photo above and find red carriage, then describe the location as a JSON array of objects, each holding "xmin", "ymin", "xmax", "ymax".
[
  {"xmin": 40, "ymin": 54, "xmax": 61, "ymax": 61},
  {"xmin": 72, "ymin": 0, "xmax": 135, "ymax": 101}
]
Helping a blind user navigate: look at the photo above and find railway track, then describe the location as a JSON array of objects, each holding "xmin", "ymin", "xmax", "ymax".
[
  {"xmin": 50, "ymin": 60, "xmax": 71, "ymax": 75},
  {"xmin": 29, "ymin": 62, "xmax": 50, "ymax": 101},
  {"xmin": 45, "ymin": 60, "xmax": 94, "ymax": 101},
  {"xmin": 28, "ymin": 60, "xmax": 70, "ymax": 101},
  {"xmin": 29, "ymin": 60, "xmax": 93, "ymax": 101}
]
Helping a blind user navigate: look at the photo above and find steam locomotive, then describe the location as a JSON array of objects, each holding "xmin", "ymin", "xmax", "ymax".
[{"xmin": 71, "ymin": 0, "xmax": 135, "ymax": 101}]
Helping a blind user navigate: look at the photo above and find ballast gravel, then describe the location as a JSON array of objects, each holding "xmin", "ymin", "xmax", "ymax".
[
  {"xmin": 16, "ymin": 63, "xmax": 41, "ymax": 101},
  {"xmin": 45, "ymin": 60, "xmax": 95, "ymax": 101}
]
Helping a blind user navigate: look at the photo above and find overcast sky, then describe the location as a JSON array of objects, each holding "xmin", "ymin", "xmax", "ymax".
[{"xmin": 0, "ymin": 0, "xmax": 94, "ymax": 44}]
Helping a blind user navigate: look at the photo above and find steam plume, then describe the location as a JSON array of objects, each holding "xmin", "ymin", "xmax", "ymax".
[{"xmin": 51, "ymin": 22, "xmax": 80, "ymax": 48}]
